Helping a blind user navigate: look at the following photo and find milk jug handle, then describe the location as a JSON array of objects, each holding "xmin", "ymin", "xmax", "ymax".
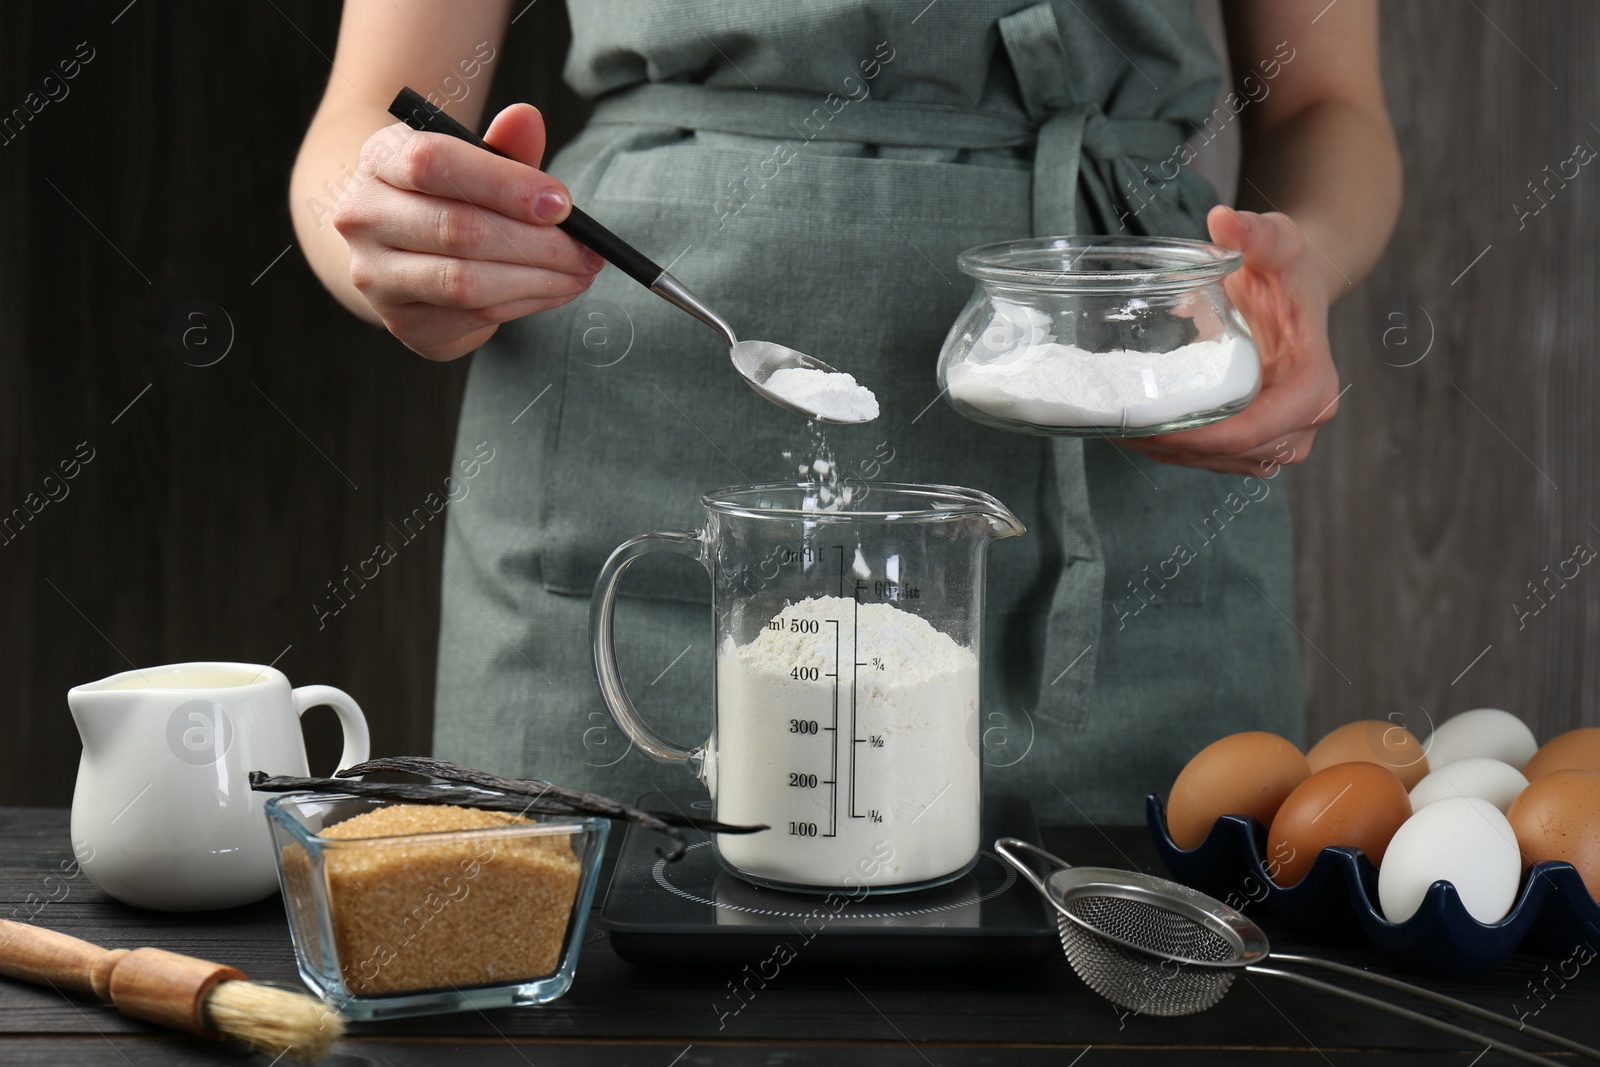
[
  {"xmin": 290, "ymin": 686, "xmax": 372, "ymax": 774},
  {"xmin": 590, "ymin": 530, "xmax": 704, "ymax": 769}
]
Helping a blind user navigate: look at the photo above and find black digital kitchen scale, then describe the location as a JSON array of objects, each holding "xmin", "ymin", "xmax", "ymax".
[{"xmin": 601, "ymin": 793, "xmax": 1057, "ymax": 969}]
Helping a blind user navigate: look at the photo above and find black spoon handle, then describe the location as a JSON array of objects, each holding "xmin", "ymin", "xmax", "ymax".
[{"xmin": 387, "ymin": 87, "xmax": 664, "ymax": 288}]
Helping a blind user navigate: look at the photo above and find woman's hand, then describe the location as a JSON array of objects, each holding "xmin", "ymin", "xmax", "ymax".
[
  {"xmin": 1116, "ymin": 205, "xmax": 1342, "ymax": 477},
  {"xmin": 333, "ymin": 103, "xmax": 603, "ymax": 361}
]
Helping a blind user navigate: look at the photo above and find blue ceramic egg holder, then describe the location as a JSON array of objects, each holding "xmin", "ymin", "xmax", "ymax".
[{"xmin": 1145, "ymin": 793, "xmax": 1600, "ymax": 975}]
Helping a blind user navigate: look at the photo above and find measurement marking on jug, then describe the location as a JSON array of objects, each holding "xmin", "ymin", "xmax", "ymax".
[
  {"xmin": 826, "ymin": 617, "xmax": 841, "ymax": 837},
  {"xmin": 849, "ymin": 579, "xmax": 863, "ymax": 820}
]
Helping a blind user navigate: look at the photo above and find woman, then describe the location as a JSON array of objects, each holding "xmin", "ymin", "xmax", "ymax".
[{"xmin": 291, "ymin": 1, "xmax": 1400, "ymax": 823}]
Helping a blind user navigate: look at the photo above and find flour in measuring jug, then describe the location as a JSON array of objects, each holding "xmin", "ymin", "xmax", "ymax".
[{"xmin": 714, "ymin": 595, "xmax": 981, "ymax": 888}]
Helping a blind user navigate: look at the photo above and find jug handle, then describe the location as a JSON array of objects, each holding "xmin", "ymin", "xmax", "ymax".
[
  {"xmin": 290, "ymin": 686, "xmax": 372, "ymax": 774},
  {"xmin": 590, "ymin": 530, "xmax": 705, "ymax": 771}
]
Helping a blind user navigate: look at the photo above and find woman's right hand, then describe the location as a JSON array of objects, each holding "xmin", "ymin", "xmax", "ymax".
[{"xmin": 334, "ymin": 103, "xmax": 603, "ymax": 361}]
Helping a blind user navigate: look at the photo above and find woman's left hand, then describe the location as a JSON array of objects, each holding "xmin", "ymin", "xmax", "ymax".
[{"xmin": 1117, "ymin": 205, "xmax": 1343, "ymax": 477}]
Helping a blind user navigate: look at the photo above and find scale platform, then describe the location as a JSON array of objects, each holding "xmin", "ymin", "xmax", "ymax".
[{"xmin": 601, "ymin": 793, "xmax": 1058, "ymax": 970}]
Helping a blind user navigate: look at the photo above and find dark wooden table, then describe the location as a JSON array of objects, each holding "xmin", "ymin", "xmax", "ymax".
[{"xmin": 2, "ymin": 807, "xmax": 1592, "ymax": 1065}]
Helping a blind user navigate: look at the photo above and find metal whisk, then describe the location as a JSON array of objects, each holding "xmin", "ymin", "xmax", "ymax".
[{"xmin": 996, "ymin": 839, "xmax": 1600, "ymax": 1066}]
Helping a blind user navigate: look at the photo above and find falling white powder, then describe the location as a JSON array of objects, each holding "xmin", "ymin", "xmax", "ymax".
[
  {"xmin": 794, "ymin": 424, "xmax": 854, "ymax": 512},
  {"xmin": 713, "ymin": 595, "xmax": 980, "ymax": 888},
  {"xmin": 948, "ymin": 337, "xmax": 1259, "ymax": 429},
  {"xmin": 765, "ymin": 367, "xmax": 880, "ymax": 423}
]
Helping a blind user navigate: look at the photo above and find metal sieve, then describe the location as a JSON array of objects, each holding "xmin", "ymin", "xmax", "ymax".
[{"xmin": 996, "ymin": 838, "xmax": 1598, "ymax": 1066}]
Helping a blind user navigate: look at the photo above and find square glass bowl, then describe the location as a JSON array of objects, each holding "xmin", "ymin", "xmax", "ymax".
[{"xmin": 265, "ymin": 794, "xmax": 608, "ymax": 1020}]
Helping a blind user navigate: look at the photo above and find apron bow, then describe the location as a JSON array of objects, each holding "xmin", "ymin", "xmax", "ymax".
[{"xmin": 999, "ymin": 2, "xmax": 1192, "ymax": 238}]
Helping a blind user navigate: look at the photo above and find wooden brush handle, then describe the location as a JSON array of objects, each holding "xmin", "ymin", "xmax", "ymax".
[
  {"xmin": 0, "ymin": 920, "xmax": 244, "ymax": 1036},
  {"xmin": 0, "ymin": 919, "xmax": 119, "ymax": 997}
]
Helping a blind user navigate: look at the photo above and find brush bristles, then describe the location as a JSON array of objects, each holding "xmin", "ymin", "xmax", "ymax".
[{"xmin": 203, "ymin": 980, "xmax": 343, "ymax": 1062}]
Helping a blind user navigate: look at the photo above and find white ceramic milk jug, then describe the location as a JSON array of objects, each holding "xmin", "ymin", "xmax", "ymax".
[{"xmin": 68, "ymin": 661, "xmax": 369, "ymax": 911}]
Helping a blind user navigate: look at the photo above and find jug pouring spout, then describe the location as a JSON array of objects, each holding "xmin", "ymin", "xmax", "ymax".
[
  {"xmin": 68, "ymin": 673, "xmax": 139, "ymax": 757},
  {"xmin": 920, "ymin": 484, "xmax": 1026, "ymax": 542},
  {"xmin": 988, "ymin": 510, "xmax": 1026, "ymax": 539},
  {"xmin": 976, "ymin": 495, "xmax": 1026, "ymax": 541}
]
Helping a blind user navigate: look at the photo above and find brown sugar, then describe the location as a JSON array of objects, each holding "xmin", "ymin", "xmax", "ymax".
[{"xmin": 285, "ymin": 803, "xmax": 581, "ymax": 996}]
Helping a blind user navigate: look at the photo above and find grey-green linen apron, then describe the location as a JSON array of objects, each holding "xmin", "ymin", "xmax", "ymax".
[{"xmin": 432, "ymin": 0, "xmax": 1302, "ymax": 824}]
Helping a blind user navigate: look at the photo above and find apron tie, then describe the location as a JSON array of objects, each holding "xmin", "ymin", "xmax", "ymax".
[
  {"xmin": 998, "ymin": 1, "xmax": 1195, "ymax": 238},
  {"xmin": 997, "ymin": 2, "xmax": 1117, "ymax": 727}
]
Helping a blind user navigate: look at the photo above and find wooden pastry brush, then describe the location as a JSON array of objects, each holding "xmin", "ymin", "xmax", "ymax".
[{"xmin": 0, "ymin": 919, "xmax": 342, "ymax": 1060}]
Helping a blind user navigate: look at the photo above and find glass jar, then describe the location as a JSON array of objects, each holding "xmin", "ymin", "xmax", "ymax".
[
  {"xmin": 265, "ymin": 794, "xmax": 608, "ymax": 1020},
  {"xmin": 938, "ymin": 236, "xmax": 1260, "ymax": 436}
]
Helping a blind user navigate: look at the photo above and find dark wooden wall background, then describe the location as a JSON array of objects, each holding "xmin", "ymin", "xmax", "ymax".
[{"xmin": 2, "ymin": 2, "xmax": 1594, "ymax": 808}]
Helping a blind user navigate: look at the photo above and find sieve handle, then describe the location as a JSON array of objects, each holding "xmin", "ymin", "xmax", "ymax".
[
  {"xmin": 994, "ymin": 837, "xmax": 1070, "ymax": 899},
  {"xmin": 1246, "ymin": 965, "xmax": 1559, "ymax": 1066},
  {"xmin": 1269, "ymin": 953, "xmax": 1600, "ymax": 1061}
]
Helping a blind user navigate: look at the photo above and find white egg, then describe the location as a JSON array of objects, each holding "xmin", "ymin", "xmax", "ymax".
[
  {"xmin": 1422, "ymin": 708, "xmax": 1538, "ymax": 770},
  {"xmin": 1378, "ymin": 796, "xmax": 1522, "ymax": 924},
  {"xmin": 1408, "ymin": 758, "xmax": 1529, "ymax": 814}
]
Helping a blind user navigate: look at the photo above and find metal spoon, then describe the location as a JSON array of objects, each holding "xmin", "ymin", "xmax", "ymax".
[{"xmin": 389, "ymin": 88, "xmax": 870, "ymax": 424}]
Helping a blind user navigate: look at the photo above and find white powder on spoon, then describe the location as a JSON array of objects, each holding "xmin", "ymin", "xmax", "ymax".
[{"xmin": 765, "ymin": 367, "xmax": 880, "ymax": 423}]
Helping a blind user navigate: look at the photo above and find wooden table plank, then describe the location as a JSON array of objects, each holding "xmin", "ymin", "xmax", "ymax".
[
  {"xmin": 2, "ymin": 807, "xmax": 1593, "ymax": 1064},
  {"xmin": 6, "ymin": 1038, "xmax": 1580, "ymax": 1067}
]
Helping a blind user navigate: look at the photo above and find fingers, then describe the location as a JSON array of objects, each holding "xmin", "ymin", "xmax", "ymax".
[
  {"xmin": 389, "ymin": 318, "xmax": 499, "ymax": 363},
  {"xmin": 349, "ymin": 188, "xmax": 601, "ymax": 272},
  {"xmin": 1126, "ymin": 399, "xmax": 1323, "ymax": 473},
  {"xmin": 1120, "ymin": 356, "xmax": 1338, "ymax": 474},
  {"xmin": 1206, "ymin": 205, "xmax": 1303, "ymax": 273},
  {"xmin": 333, "ymin": 107, "xmax": 600, "ymax": 361},
  {"xmin": 1138, "ymin": 327, "xmax": 1338, "ymax": 449},
  {"xmin": 351, "ymin": 249, "xmax": 594, "ymax": 312},
  {"xmin": 483, "ymin": 103, "xmax": 549, "ymax": 170},
  {"xmin": 1206, "ymin": 203, "xmax": 1251, "ymax": 251},
  {"xmin": 382, "ymin": 295, "xmax": 585, "ymax": 362},
  {"xmin": 1117, "ymin": 428, "xmax": 1313, "ymax": 477},
  {"xmin": 366, "ymin": 120, "xmax": 573, "ymax": 227}
]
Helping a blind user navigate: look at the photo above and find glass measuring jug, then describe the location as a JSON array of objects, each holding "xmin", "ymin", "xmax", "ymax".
[{"xmin": 591, "ymin": 482, "xmax": 1025, "ymax": 893}]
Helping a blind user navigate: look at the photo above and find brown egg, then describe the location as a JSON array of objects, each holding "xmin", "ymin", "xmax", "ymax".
[
  {"xmin": 1523, "ymin": 728, "xmax": 1600, "ymax": 781},
  {"xmin": 1267, "ymin": 762, "xmax": 1412, "ymax": 887},
  {"xmin": 1166, "ymin": 732, "xmax": 1310, "ymax": 850},
  {"xmin": 1307, "ymin": 720, "xmax": 1430, "ymax": 790},
  {"xmin": 1507, "ymin": 769, "xmax": 1600, "ymax": 900}
]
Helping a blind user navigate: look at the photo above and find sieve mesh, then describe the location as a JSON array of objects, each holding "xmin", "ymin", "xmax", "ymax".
[
  {"xmin": 1055, "ymin": 891, "xmax": 1242, "ymax": 1017},
  {"xmin": 1065, "ymin": 892, "xmax": 1239, "ymax": 962}
]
